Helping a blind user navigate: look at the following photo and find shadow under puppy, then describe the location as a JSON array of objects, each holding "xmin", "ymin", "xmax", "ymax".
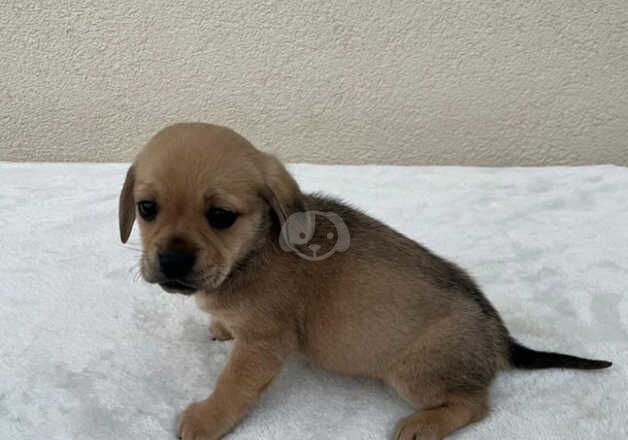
[{"xmin": 119, "ymin": 123, "xmax": 611, "ymax": 440}]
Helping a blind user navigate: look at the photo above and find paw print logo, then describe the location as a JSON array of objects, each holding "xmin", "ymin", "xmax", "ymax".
[{"xmin": 279, "ymin": 211, "xmax": 350, "ymax": 261}]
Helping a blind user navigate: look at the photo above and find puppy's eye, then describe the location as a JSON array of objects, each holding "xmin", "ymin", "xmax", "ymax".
[
  {"xmin": 206, "ymin": 207, "xmax": 238, "ymax": 229},
  {"xmin": 137, "ymin": 200, "xmax": 158, "ymax": 221}
]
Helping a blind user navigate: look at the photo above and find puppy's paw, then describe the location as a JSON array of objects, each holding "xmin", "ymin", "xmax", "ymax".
[
  {"xmin": 394, "ymin": 414, "xmax": 441, "ymax": 440},
  {"xmin": 177, "ymin": 400, "xmax": 227, "ymax": 440},
  {"xmin": 209, "ymin": 320, "xmax": 233, "ymax": 341}
]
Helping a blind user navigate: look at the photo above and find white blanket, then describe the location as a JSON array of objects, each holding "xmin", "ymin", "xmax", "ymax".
[{"xmin": 1, "ymin": 163, "xmax": 626, "ymax": 439}]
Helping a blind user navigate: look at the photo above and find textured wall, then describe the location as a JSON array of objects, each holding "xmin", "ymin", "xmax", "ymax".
[{"xmin": 1, "ymin": 1, "xmax": 627, "ymax": 165}]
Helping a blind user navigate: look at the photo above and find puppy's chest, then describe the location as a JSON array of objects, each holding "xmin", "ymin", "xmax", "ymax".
[
  {"xmin": 194, "ymin": 290, "xmax": 274, "ymax": 336},
  {"xmin": 195, "ymin": 292, "xmax": 245, "ymax": 323}
]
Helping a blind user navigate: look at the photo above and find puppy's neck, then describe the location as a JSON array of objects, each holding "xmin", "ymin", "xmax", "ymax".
[{"xmin": 208, "ymin": 232, "xmax": 283, "ymax": 296}]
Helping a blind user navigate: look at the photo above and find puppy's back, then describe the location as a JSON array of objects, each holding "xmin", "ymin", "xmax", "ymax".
[{"xmin": 295, "ymin": 195, "xmax": 510, "ymax": 378}]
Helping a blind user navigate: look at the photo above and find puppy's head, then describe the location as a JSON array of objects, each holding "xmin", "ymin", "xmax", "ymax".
[{"xmin": 119, "ymin": 123, "xmax": 303, "ymax": 294}]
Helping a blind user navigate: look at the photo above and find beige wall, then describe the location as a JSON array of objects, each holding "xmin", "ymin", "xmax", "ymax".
[{"xmin": 1, "ymin": 1, "xmax": 627, "ymax": 166}]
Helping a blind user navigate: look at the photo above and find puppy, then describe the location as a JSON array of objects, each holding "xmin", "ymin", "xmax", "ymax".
[{"xmin": 119, "ymin": 123, "xmax": 611, "ymax": 440}]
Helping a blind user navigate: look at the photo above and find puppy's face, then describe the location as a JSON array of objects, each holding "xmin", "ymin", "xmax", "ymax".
[{"xmin": 119, "ymin": 123, "xmax": 301, "ymax": 294}]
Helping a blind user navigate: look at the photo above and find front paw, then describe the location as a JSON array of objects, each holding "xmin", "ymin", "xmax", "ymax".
[
  {"xmin": 177, "ymin": 400, "xmax": 228, "ymax": 440},
  {"xmin": 209, "ymin": 320, "xmax": 233, "ymax": 341},
  {"xmin": 394, "ymin": 414, "xmax": 441, "ymax": 440}
]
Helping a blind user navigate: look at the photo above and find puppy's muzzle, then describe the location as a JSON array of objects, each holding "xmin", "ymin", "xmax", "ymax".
[
  {"xmin": 159, "ymin": 250, "xmax": 195, "ymax": 278},
  {"xmin": 158, "ymin": 250, "xmax": 197, "ymax": 294}
]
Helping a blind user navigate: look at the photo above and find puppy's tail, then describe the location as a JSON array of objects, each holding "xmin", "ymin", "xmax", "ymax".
[{"xmin": 508, "ymin": 338, "xmax": 612, "ymax": 370}]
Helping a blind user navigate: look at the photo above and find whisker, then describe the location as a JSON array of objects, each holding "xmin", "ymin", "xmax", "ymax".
[
  {"xmin": 125, "ymin": 260, "xmax": 145, "ymax": 283},
  {"xmin": 133, "ymin": 271, "xmax": 143, "ymax": 282},
  {"xmin": 121, "ymin": 246, "xmax": 143, "ymax": 253}
]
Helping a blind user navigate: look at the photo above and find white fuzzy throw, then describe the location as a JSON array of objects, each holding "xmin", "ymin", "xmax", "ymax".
[{"xmin": 1, "ymin": 163, "xmax": 626, "ymax": 439}]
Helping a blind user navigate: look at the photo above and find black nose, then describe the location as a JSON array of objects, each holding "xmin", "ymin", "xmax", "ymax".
[{"xmin": 158, "ymin": 250, "xmax": 196, "ymax": 279}]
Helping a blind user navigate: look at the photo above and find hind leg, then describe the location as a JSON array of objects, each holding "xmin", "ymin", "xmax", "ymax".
[
  {"xmin": 393, "ymin": 394, "xmax": 488, "ymax": 440},
  {"xmin": 388, "ymin": 355, "xmax": 492, "ymax": 440},
  {"xmin": 386, "ymin": 318, "xmax": 496, "ymax": 439}
]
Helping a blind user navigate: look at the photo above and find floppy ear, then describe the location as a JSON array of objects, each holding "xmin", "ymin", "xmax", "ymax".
[
  {"xmin": 118, "ymin": 166, "xmax": 136, "ymax": 243},
  {"xmin": 258, "ymin": 153, "xmax": 305, "ymax": 226}
]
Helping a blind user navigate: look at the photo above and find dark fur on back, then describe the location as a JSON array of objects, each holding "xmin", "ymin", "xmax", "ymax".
[
  {"xmin": 305, "ymin": 195, "xmax": 509, "ymax": 322},
  {"xmin": 304, "ymin": 194, "xmax": 611, "ymax": 372}
]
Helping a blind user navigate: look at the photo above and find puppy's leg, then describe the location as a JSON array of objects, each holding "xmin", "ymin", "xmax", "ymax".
[
  {"xmin": 387, "ymin": 317, "xmax": 495, "ymax": 439},
  {"xmin": 393, "ymin": 395, "xmax": 487, "ymax": 440},
  {"xmin": 177, "ymin": 339, "xmax": 288, "ymax": 440},
  {"xmin": 209, "ymin": 320, "xmax": 233, "ymax": 341},
  {"xmin": 388, "ymin": 362, "xmax": 490, "ymax": 440}
]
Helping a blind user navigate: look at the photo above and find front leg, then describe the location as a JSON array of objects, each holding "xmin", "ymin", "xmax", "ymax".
[
  {"xmin": 177, "ymin": 338, "xmax": 289, "ymax": 440},
  {"xmin": 209, "ymin": 320, "xmax": 233, "ymax": 341}
]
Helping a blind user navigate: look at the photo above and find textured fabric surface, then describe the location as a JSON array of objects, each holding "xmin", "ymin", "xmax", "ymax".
[{"xmin": 1, "ymin": 163, "xmax": 626, "ymax": 439}]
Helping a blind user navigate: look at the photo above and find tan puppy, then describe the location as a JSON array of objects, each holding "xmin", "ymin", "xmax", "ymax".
[{"xmin": 119, "ymin": 123, "xmax": 611, "ymax": 440}]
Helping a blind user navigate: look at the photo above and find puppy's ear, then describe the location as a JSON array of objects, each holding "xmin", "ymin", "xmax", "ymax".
[
  {"xmin": 118, "ymin": 166, "xmax": 136, "ymax": 243},
  {"xmin": 259, "ymin": 153, "xmax": 304, "ymax": 225}
]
